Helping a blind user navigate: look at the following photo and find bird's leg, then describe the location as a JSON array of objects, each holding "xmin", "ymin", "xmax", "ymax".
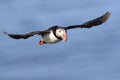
[{"xmin": 38, "ymin": 40, "xmax": 46, "ymax": 45}]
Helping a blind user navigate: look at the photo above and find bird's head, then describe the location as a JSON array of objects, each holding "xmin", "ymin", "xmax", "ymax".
[{"xmin": 56, "ymin": 28, "xmax": 67, "ymax": 42}]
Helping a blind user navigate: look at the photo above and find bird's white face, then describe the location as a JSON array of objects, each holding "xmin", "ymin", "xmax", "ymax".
[{"xmin": 56, "ymin": 28, "xmax": 67, "ymax": 41}]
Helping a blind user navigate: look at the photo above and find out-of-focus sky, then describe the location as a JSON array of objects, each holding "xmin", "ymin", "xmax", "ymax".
[{"xmin": 0, "ymin": 0, "xmax": 120, "ymax": 80}]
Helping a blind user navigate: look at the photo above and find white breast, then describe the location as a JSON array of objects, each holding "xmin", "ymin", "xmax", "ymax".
[{"xmin": 42, "ymin": 31, "xmax": 61, "ymax": 44}]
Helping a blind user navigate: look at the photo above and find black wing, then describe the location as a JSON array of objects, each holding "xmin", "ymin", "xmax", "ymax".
[
  {"xmin": 65, "ymin": 12, "xmax": 111, "ymax": 30},
  {"xmin": 3, "ymin": 30, "xmax": 50, "ymax": 39}
]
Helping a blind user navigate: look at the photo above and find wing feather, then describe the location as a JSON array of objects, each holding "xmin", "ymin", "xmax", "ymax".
[
  {"xmin": 65, "ymin": 12, "xmax": 111, "ymax": 30},
  {"xmin": 3, "ymin": 30, "xmax": 50, "ymax": 39}
]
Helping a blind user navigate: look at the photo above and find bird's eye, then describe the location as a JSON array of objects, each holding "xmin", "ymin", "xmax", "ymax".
[{"xmin": 59, "ymin": 30, "xmax": 61, "ymax": 32}]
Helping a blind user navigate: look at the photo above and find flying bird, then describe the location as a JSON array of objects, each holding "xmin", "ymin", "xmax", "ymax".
[{"xmin": 3, "ymin": 12, "xmax": 111, "ymax": 45}]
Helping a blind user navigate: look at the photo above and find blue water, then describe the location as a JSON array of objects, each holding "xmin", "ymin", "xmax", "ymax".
[{"xmin": 0, "ymin": 0, "xmax": 120, "ymax": 80}]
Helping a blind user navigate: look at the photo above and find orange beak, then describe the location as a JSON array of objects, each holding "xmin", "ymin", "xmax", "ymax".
[{"xmin": 62, "ymin": 32, "xmax": 67, "ymax": 42}]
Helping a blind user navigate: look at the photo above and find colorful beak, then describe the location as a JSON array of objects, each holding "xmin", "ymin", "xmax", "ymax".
[{"xmin": 62, "ymin": 32, "xmax": 67, "ymax": 41}]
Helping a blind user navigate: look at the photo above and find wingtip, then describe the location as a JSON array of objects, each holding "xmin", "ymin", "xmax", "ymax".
[
  {"xmin": 99, "ymin": 11, "xmax": 111, "ymax": 23},
  {"xmin": 106, "ymin": 11, "xmax": 111, "ymax": 14},
  {"xmin": 105, "ymin": 11, "xmax": 111, "ymax": 18},
  {"xmin": 1, "ymin": 30, "xmax": 8, "ymax": 34}
]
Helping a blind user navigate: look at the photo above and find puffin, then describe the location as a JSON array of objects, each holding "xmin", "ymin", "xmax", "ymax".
[{"xmin": 3, "ymin": 12, "xmax": 111, "ymax": 45}]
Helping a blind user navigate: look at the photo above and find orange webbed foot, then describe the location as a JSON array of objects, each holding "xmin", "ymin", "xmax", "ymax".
[{"xmin": 38, "ymin": 40, "xmax": 46, "ymax": 45}]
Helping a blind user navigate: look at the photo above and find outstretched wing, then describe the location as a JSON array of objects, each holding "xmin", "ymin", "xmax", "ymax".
[
  {"xmin": 65, "ymin": 12, "xmax": 111, "ymax": 30},
  {"xmin": 3, "ymin": 30, "xmax": 50, "ymax": 39}
]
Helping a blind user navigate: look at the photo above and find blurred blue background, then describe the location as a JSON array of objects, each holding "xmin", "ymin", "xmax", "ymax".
[{"xmin": 0, "ymin": 0, "xmax": 120, "ymax": 80}]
